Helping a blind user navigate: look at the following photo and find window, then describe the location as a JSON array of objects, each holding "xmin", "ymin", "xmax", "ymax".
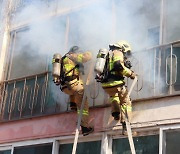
[
  {"xmin": 165, "ymin": 129, "xmax": 180, "ymax": 154},
  {"xmin": 59, "ymin": 141, "xmax": 101, "ymax": 154},
  {"xmin": 0, "ymin": 16, "xmax": 69, "ymax": 121},
  {"xmin": 112, "ymin": 135, "xmax": 159, "ymax": 154},
  {"xmin": 148, "ymin": 26, "xmax": 160, "ymax": 46},
  {"xmin": 165, "ymin": 0, "xmax": 180, "ymax": 43},
  {"xmin": 8, "ymin": 30, "xmax": 47, "ymax": 80},
  {"xmin": 13, "ymin": 143, "xmax": 52, "ymax": 154},
  {"xmin": 115, "ymin": 0, "xmax": 160, "ymax": 50},
  {"xmin": 0, "ymin": 150, "xmax": 11, "ymax": 154}
]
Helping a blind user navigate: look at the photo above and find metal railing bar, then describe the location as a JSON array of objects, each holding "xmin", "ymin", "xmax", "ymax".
[
  {"xmin": 8, "ymin": 82, "xmax": 17, "ymax": 120},
  {"xmin": 0, "ymin": 83, "xmax": 6, "ymax": 115},
  {"xmin": 1, "ymin": 83, "xmax": 8, "ymax": 119},
  {"xmin": 41, "ymin": 73, "xmax": 48, "ymax": 113},
  {"xmin": 29, "ymin": 76, "xmax": 39, "ymax": 115},
  {"xmin": 2, "ymin": 71, "xmax": 50, "ymax": 83},
  {"xmin": 18, "ymin": 78, "xmax": 28, "ymax": 117},
  {"xmin": 34, "ymin": 84, "xmax": 39, "ymax": 108},
  {"xmin": 133, "ymin": 40, "xmax": 180, "ymax": 54},
  {"xmin": 17, "ymin": 88, "xmax": 22, "ymax": 112},
  {"xmin": 28, "ymin": 87, "xmax": 33, "ymax": 110},
  {"xmin": 153, "ymin": 48, "xmax": 157, "ymax": 95}
]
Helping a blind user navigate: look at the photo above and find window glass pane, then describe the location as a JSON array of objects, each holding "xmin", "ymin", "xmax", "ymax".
[
  {"xmin": 166, "ymin": 54, "xmax": 177, "ymax": 85},
  {"xmin": 166, "ymin": 129, "xmax": 180, "ymax": 154},
  {"xmin": 112, "ymin": 135, "xmax": 159, "ymax": 154},
  {"xmin": 166, "ymin": 0, "xmax": 180, "ymax": 43},
  {"xmin": 9, "ymin": 15, "xmax": 66, "ymax": 80},
  {"xmin": 14, "ymin": 143, "xmax": 52, "ymax": 154},
  {"xmin": 9, "ymin": 31, "xmax": 47, "ymax": 79},
  {"xmin": 59, "ymin": 141, "xmax": 101, "ymax": 154},
  {"xmin": 172, "ymin": 47, "xmax": 180, "ymax": 91},
  {"xmin": 115, "ymin": 0, "xmax": 160, "ymax": 50},
  {"xmin": 148, "ymin": 26, "xmax": 160, "ymax": 46},
  {"xmin": 0, "ymin": 150, "xmax": 11, "ymax": 154}
]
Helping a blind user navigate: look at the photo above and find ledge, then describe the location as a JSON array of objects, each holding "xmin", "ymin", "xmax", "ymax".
[{"xmin": 133, "ymin": 93, "xmax": 180, "ymax": 103}]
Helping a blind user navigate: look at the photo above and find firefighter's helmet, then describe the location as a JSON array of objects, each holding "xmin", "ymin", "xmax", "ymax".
[
  {"xmin": 68, "ymin": 46, "xmax": 80, "ymax": 53},
  {"xmin": 109, "ymin": 40, "xmax": 132, "ymax": 53}
]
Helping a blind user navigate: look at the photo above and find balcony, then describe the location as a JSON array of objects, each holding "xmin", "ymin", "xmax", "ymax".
[
  {"xmin": 0, "ymin": 40, "xmax": 180, "ymax": 122},
  {"xmin": 129, "ymin": 40, "xmax": 180, "ymax": 99}
]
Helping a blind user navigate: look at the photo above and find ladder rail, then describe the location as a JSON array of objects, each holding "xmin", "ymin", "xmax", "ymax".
[
  {"xmin": 72, "ymin": 63, "xmax": 93, "ymax": 154},
  {"xmin": 124, "ymin": 76, "xmax": 138, "ymax": 154}
]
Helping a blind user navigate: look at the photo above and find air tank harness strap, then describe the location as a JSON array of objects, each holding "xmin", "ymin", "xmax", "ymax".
[{"xmin": 60, "ymin": 63, "xmax": 79, "ymax": 84}]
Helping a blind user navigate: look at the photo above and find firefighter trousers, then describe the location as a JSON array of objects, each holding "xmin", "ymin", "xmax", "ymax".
[
  {"xmin": 103, "ymin": 85, "xmax": 132, "ymax": 123},
  {"xmin": 62, "ymin": 79, "xmax": 89, "ymax": 127}
]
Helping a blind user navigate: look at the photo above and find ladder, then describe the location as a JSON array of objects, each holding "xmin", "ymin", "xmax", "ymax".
[
  {"xmin": 72, "ymin": 68, "xmax": 137, "ymax": 154},
  {"xmin": 123, "ymin": 76, "xmax": 138, "ymax": 154},
  {"xmin": 72, "ymin": 63, "xmax": 93, "ymax": 154}
]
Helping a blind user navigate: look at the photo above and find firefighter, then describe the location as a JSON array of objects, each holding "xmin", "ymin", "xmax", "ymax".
[
  {"xmin": 59, "ymin": 46, "xmax": 93, "ymax": 136},
  {"xmin": 95, "ymin": 41, "xmax": 136, "ymax": 134}
]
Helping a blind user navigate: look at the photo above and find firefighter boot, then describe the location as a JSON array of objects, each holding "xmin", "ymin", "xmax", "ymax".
[
  {"xmin": 70, "ymin": 102, "xmax": 77, "ymax": 111},
  {"xmin": 112, "ymin": 112, "xmax": 120, "ymax": 120},
  {"xmin": 121, "ymin": 121, "xmax": 127, "ymax": 135},
  {"xmin": 81, "ymin": 126, "xmax": 94, "ymax": 136}
]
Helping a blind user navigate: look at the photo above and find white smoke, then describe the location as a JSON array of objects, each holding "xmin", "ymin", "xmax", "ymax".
[
  {"xmin": 10, "ymin": 0, "xmax": 162, "ymax": 103},
  {"xmin": 13, "ymin": 0, "xmax": 159, "ymax": 57}
]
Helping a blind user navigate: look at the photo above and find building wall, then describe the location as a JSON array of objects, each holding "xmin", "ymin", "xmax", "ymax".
[
  {"xmin": 1, "ymin": 0, "xmax": 180, "ymax": 153},
  {"xmin": 0, "ymin": 94, "xmax": 179, "ymax": 144}
]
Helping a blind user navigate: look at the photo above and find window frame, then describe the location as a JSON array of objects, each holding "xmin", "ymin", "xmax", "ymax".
[
  {"xmin": 0, "ymin": 133, "xmax": 102, "ymax": 154},
  {"xmin": 159, "ymin": 124, "xmax": 180, "ymax": 154}
]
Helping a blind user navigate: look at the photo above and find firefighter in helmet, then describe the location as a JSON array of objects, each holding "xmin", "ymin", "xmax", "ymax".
[
  {"xmin": 59, "ymin": 46, "xmax": 93, "ymax": 136},
  {"xmin": 95, "ymin": 41, "xmax": 136, "ymax": 134}
]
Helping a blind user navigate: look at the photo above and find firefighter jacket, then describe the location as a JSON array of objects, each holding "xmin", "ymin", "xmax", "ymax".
[
  {"xmin": 102, "ymin": 49, "xmax": 133, "ymax": 88},
  {"xmin": 61, "ymin": 51, "xmax": 92, "ymax": 83}
]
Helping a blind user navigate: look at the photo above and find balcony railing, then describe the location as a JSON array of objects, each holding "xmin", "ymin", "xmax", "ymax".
[
  {"xmin": 129, "ymin": 40, "xmax": 180, "ymax": 99},
  {"xmin": 0, "ymin": 72, "xmax": 50, "ymax": 121}
]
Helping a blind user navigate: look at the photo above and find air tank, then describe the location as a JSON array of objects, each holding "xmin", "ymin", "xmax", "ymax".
[
  {"xmin": 94, "ymin": 48, "xmax": 109, "ymax": 74},
  {"xmin": 52, "ymin": 53, "xmax": 62, "ymax": 85}
]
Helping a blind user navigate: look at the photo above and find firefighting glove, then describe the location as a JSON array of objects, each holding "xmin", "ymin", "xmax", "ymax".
[
  {"xmin": 53, "ymin": 78, "xmax": 60, "ymax": 86},
  {"xmin": 124, "ymin": 60, "xmax": 132, "ymax": 69},
  {"xmin": 95, "ymin": 74, "xmax": 103, "ymax": 82},
  {"xmin": 129, "ymin": 71, "xmax": 136, "ymax": 79}
]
